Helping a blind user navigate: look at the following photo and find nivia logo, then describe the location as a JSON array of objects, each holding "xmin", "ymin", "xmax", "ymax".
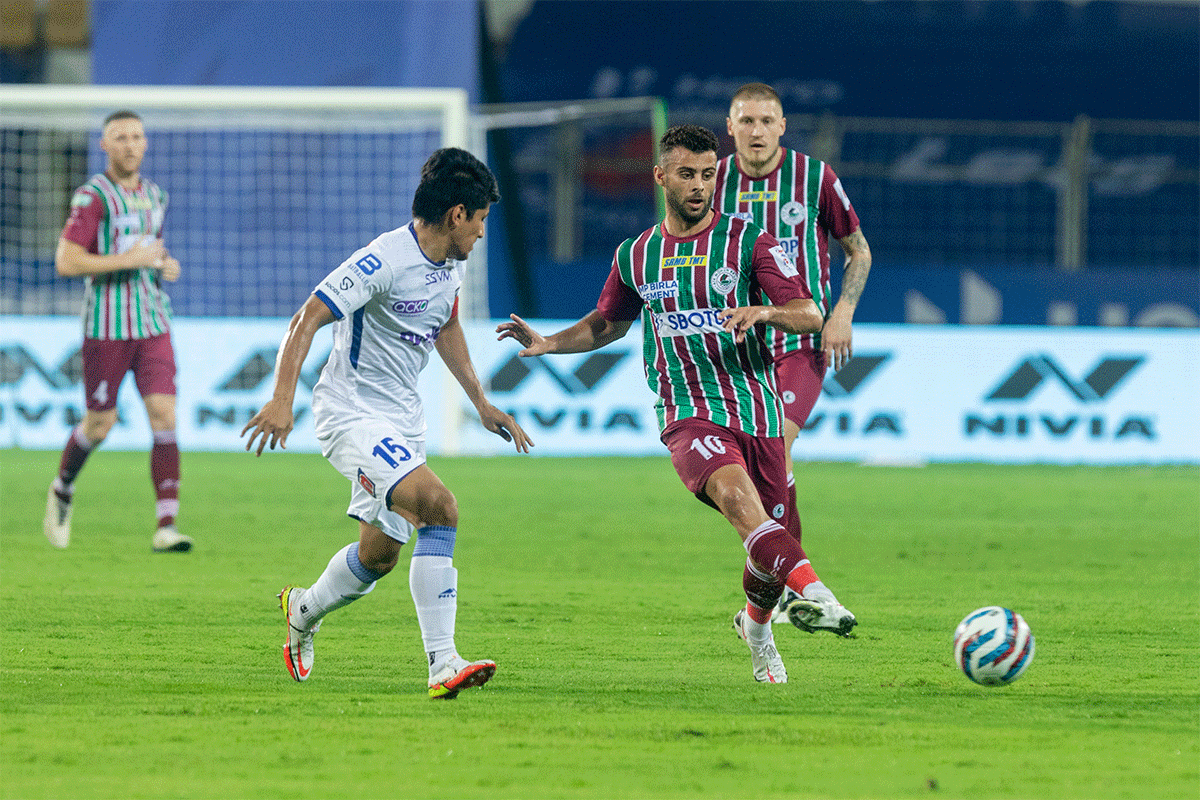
[
  {"xmin": 985, "ymin": 355, "xmax": 1143, "ymax": 402},
  {"xmin": 968, "ymin": 354, "xmax": 1153, "ymax": 440},
  {"xmin": 438, "ymin": 588, "xmax": 457, "ymax": 599},
  {"xmin": 489, "ymin": 352, "xmax": 629, "ymax": 394},
  {"xmin": 821, "ymin": 354, "xmax": 890, "ymax": 398},
  {"xmin": 0, "ymin": 346, "xmax": 81, "ymax": 388},
  {"xmin": 804, "ymin": 354, "xmax": 901, "ymax": 437},
  {"xmin": 217, "ymin": 349, "xmax": 329, "ymax": 391}
]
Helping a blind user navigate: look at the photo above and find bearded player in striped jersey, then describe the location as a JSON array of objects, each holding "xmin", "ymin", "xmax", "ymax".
[
  {"xmin": 717, "ymin": 83, "xmax": 872, "ymax": 628},
  {"xmin": 43, "ymin": 110, "xmax": 192, "ymax": 553},
  {"xmin": 498, "ymin": 125, "xmax": 853, "ymax": 684},
  {"xmin": 242, "ymin": 148, "xmax": 532, "ymax": 699}
]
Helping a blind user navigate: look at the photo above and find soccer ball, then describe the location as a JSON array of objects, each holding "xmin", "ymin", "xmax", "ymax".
[{"xmin": 953, "ymin": 606, "xmax": 1035, "ymax": 686}]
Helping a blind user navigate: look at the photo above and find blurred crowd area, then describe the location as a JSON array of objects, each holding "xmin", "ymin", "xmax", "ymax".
[{"xmin": 2, "ymin": 0, "xmax": 1197, "ymax": 324}]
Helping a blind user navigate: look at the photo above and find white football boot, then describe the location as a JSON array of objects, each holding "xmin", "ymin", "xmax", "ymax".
[
  {"xmin": 152, "ymin": 524, "xmax": 193, "ymax": 553},
  {"xmin": 43, "ymin": 486, "xmax": 72, "ymax": 549},
  {"xmin": 428, "ymin": 653, "xmax": 496, "ymax": 699},
  {"xmin": 784, "ymin": 592, "xmax": 858, "ymax": 638},
  {"xmin": 278, "ymin": 585, "xmax": 320, "ymax": 682},
  {"xmin": 733, "ymin": 609, "xmax": 787, "ymax": 683}
]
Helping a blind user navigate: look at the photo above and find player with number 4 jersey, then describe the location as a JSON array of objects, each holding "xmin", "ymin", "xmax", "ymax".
[{"xmin": 243, "ymin": 148, "xmax": 532, "ymax": 698}]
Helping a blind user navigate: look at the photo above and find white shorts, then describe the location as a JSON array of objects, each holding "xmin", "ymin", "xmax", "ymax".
[{"xmin": 319, "ymin": 420, "xmax": 426, "ymax": 543}]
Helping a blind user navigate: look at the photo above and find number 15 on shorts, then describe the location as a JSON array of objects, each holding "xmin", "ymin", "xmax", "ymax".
[{"xmin": 372, "ymin": 437, "xmax": 411, "ymax": 468}]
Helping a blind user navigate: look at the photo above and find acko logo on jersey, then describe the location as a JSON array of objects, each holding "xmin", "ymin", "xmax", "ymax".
[
  {"xmin": 710, "ymin": 267, "xmax": 737, "ymax": 295},
  {"xmin": 392, "ymin": 299, "xmax": 429, "ymax": 315},
  {"xmin": 967, "ymin": 354, "xmax": 1153, "ymax": 440},
  {"xmin": 638, "ymin": 280, "xmax": 678, "ymax": 301},
  {"xmin": 653, "ymin": 308, "xmax": 727, "ymax": 337},
  {"xmin": 780, "ymin": 201, "xmax": 806, "ymax": 227}
]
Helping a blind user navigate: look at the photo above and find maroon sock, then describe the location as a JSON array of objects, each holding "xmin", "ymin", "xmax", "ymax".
[
  {"xmin": 743, "ymin": 520, "xmax": 809, "ymax": 585},
  {"xmin": 55, "ymin": 427, "xmax": 96, "ymax": 499},
  {"xmin": 151, "ymin": 430, "xmax": 180, "ymax": 527},
  {"xmin": 743, "ymin": 558, "xmax": 784, "ymax": 614},
  {"xmin": 785, "ymin": 478, "xmax": 803, "ymax": 547}
]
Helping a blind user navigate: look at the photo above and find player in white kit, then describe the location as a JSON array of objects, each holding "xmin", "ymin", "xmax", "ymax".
[{"xmin": 242, "ymin": 148, "xmax": 532, "ymax": 699}]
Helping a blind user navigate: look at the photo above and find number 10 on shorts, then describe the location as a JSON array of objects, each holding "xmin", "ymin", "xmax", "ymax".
[
  {"xmin": 372, "ymin": 437, "xmax": 412, "ymax": 468},
  {"xmin": 689, "ymin": 434, "xmax": 727, "ymax": 460}
]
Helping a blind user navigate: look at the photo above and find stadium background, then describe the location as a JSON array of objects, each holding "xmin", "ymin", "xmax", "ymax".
[{"xmin": 1, "ymin": 0, "xmax": 1197, "ymax": 462}]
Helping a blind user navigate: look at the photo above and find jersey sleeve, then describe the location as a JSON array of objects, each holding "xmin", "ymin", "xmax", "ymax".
[
  {"xmin": 595, "ymin": 258, "xmax": 644, "ymax": 322},
  {"xmin": 313, "ymin": 248, "xmax": 395, "ymax": 320},
  {"xmin": 751, "ymin": 232, "xmax": 810, "ymax": 306},
  {"xmin": 60, "ymin": 187, "xmax": 104, "ymax": 251},
  {"xmin": 817, "ymin": 163, "xmax": 861, "ymax": 240}
]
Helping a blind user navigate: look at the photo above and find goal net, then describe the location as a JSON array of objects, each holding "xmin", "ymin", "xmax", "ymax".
[{"xmin": 0, "ymin": 85, "xmax": 479, "ymax": 319}]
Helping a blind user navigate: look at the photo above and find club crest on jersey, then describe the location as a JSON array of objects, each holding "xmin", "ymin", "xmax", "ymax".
[
  {"xmin": 738, "ymin": 190, "xmax": 778, "ymax": 203},
  {"xmin": 710, "ymin": 266, "xmax": 737, "ymax": 295},
  {"xmin": 638, "ymin": 280, "xmax": 678, "ymax": 301},
  {"xmin": 357, "ymin": 469, "xmax": 376, "ymax": 497},
  {"xmin": 781, "ymin": 201, "xmax": 806, "ymax": 227},
  {"xmin": 392, "ymin": 299, "xmax": 429, "ymax": 315}
]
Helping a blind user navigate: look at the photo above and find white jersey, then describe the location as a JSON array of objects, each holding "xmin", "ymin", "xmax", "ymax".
[{"xmin": 311, "ymin": 222, "xmax": 462, "ymax": 440}]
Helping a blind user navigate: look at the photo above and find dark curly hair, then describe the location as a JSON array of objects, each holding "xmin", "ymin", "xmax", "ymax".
[
  {"xmin": 657, "ymin": 124, "xmax": 720, "ymax": 167},
  {"xmin": 412, "ymin": 147, "xmax": 500, "ymax": 223}
]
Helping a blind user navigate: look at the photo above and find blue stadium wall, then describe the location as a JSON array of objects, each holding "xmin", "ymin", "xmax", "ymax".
[{"xmin": 87, "ymin": 0, "xmax": 1199, "ymax": 326}]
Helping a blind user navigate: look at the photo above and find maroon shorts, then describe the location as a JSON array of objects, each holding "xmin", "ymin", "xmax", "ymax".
[
  {"xmin": 660, "ymin": 417, "xmax": 792, "ymax": 523},
  {"xmin": 776, "ymin": 348, "xmax": 827, "ymax": 428},
  {"xmin": 81, "ymin": 333, "xmax": 177, "ymax": 411}
]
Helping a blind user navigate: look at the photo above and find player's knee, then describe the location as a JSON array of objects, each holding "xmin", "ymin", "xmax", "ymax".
[
  {"xmin": 83, "ymin": 413, "xmax": 115, "ymax": 443},
  {"xmin": 361, "ymin": 549, "xmax": 399, "ymax": 576},
  {"xmin": 421, "ymin": 486, "xmax": 458, "ymax": 528}
]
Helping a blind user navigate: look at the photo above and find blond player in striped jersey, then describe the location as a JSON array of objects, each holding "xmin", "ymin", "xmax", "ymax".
[
  {"xmin": 717, "ymin": 83, "xmax": 872, "ymax": 629},
  {"xmin": 43, "ymin": 110, "xmax": 192, "ymax": 553},
  {"xmin": 499, "ymin": 125, "xmax": 853, "ymax": 684}
]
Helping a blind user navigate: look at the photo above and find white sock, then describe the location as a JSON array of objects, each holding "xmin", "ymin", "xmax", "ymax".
[
  {"xmin": 744, "ymin": 614, "xmax": 773, "ymax": 647},
  {"xmin": 410, "ymin": 555, "xmax": 457, "ymax": 667},
  {"xmin": 299, "ymin": 543, "xmax": 379, "ymax": 629},
  {"xmin": 800, "ymin": 580, "xmax": 836, "ymax": 605}
]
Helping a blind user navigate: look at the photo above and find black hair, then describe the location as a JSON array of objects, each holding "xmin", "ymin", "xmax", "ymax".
[
  {"xmin": 412, "ymin": 147, "xmax": 500, "ymax": 223},
  {"xmin": 103, "ymin": 109, "xmax": 142, "ymax": 127},
  {"xmin": 658, "ymin": 124, "xmax": 720, "ymax": 166}
]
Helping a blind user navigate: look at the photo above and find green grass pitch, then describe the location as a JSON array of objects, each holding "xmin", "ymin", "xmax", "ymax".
[{"xmin": 1, "ymin": 449, "xmax": 1197, "ymax": 800}]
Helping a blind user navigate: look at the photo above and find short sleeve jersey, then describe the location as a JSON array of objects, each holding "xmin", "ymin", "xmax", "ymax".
[
  {"xmin": 311, "ymin": 223, "xmax": 461, "ymax": 440},
  {"xmin": 595, "ymin": 212, "xmax": 809, "ymax": 438},
  {"xmin": 713, "ymin": 149, "xmax": 859, "ymax": 355},
  {"xmin": 60, "ymin": 172, "xmax": 172, "ymax": 340}
]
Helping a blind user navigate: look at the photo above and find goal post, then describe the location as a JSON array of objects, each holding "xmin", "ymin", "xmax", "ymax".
[{"xmin": 0, "ymin": 84, "xmax": 484, "ymax": 319}]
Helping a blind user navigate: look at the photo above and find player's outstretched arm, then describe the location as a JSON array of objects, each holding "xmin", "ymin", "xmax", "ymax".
[
  {"xmin": 241, "ymin": 295, "xmax": 334, "ymax": 456},
  {"xmin": 719, "ymin": 298, "xmax": 822, "ymax": 343},
  {"xmin": 496, "ymin": 310, "xmax": 631, "ymax": 356},
  {"xmin": 436, "ymin": 315, "xmax": 534, "ymax": 454}
]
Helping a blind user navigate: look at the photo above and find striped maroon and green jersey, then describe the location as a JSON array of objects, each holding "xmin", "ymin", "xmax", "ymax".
[
  {"xmin": 60, "ymin": 172, "xmax": 172, "ymax": 340},
  {"xmin": 713, "ymin": 148, "xmax": 859, "ymax": 356},
  {"xmin": 596, "ymin": 212, "xmax": 808, "ymax": 438}
]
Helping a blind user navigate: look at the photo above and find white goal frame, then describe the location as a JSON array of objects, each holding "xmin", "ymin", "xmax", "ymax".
[{"xmin": 0, "ymin": 84, "xmax": 488, "ymax": 317}]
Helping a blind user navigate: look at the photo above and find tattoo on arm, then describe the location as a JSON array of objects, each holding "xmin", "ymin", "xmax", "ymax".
[{"xmin": 838, "ymin": 229, "xmax": 872, "ymax": 307}]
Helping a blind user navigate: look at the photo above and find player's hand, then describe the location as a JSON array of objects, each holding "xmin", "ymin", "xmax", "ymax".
[
  {"xmin": 718, "ymin": 306, "xmax": 767, "ymax": 343},
  {"xmin": 158, "ymin": 254, "xmax": 181, "ymax": 282},
  {"xmin": 126, "ymin": 236, "xmax": 166, "ymax": 269},
  {"xmin": 240, "ymin": 398, "xmax": 295, "ymax": 456},
  {"xmin": 496, "ymin": 314, "xmax": 552, "ymax": 357},
  {"xmin": 477, "ymin": 401, "xmax": 534, "ymax": 454},
  {"xmin": 822, "ymin": 312, "xmax": 853, "ymax": 371}
]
